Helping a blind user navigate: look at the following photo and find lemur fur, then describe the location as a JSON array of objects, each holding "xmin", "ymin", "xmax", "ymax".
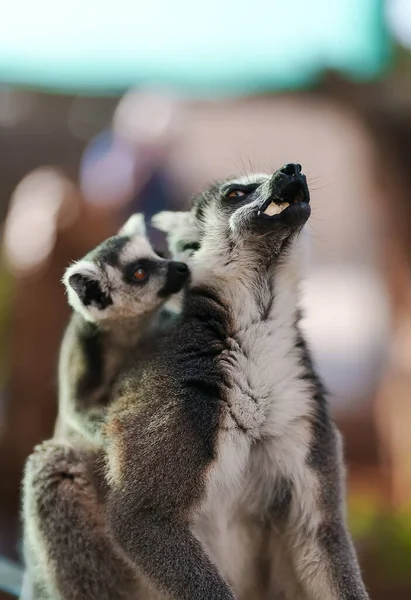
[
  {"xmin": 21, "ymin": 214, "xmax": 189, "ymax": 600},
  {"xmin": 23, "ymin": 166, "xmax": 368, "ymax": 600},
  {"xmin": 55, "ymin": 213, "xmax": 189, "ymax": 447},
  {"xmin": 102, "ymin": 165, "xmax": 369, "ymax": 600}
]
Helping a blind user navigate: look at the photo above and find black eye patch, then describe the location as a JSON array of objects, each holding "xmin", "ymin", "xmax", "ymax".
[{"xmin": 222, "ymin": 183, "xmax": 259, "ymax": 200}]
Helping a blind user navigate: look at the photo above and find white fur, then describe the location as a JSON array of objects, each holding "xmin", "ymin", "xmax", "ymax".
[
  {"xmin": 229, "ymin": 173, "xmax": 269, "ymax": 186},
  {"xmin": 119, "ymin": 213, "xmax": 147, "ymax": 238},
  {"xmin": 152, "ymin": 211, "xmax": 200, "ymax": 262},
  {"xmin": 119, "ymin": 235, "xmax": 157, "ymax": 264},
  {"xmin": 191, "ymin": 240, "xmax": 316, "ymax": 598},
  {"xmin": 155, "ymin": 176, "xmax": 364, "ymax": 600}
]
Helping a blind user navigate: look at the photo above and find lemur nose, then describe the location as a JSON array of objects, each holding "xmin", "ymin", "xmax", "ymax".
[
  {"xmin": 280, "ymin": 163, "xmax": 302, "ymax": 177},
  {"xmin": 173, "ymin": 262, "xmax": 189, "ymax": 275}
]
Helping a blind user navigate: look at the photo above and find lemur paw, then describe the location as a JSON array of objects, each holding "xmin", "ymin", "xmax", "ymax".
[{"xmin": 25, "ymin": 441, "xmax": 89, "ymax": 490}]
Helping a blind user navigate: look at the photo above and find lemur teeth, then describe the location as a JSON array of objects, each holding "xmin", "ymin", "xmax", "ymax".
[{"xmin": 263, "ymin": 201, "xmax": 289, "ymax": 216}]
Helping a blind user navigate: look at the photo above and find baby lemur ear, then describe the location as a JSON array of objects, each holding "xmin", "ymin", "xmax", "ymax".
[
  {"xmin": 119, "ymin": 213, "xmax": 147, "ymax": 238},
  {"xmin": 63, "ymin": 261, "xmax": 112, "ymax": 314}
]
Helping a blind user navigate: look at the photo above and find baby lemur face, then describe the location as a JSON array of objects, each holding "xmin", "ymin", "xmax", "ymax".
[
  {"xmin": 153, "ymin": 164, "xmax": 310, "ymax": 270},
  {"xmin": 63, "ymin": 214, "xmax": 189, "ymax": 324}
]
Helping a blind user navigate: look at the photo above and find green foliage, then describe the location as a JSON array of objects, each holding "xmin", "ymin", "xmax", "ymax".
[{"xmin": 349, "ymin": 495, "xmax": 411, "ymax": 583}]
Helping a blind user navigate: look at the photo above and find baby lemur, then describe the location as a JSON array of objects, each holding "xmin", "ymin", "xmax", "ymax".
[
  {"xmin": 21, "ymin": 214, "xmax": 189, "ymax": 600},
  {"xmin": 24, "ymin": 166, "xmax": 369, "ymax": 600},
  {"xmin": 55, "ymin": 212, "xmax": 188, "ymax": 447}
]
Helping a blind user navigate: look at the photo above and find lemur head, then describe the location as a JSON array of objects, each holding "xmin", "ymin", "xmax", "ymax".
[
  {"xmin": 63, "ymin": 214, "xmax": 190, "ymax": 323},
  {"xmin": 153, "ymin": 164, "xmax": 310, "ymax": 280}
]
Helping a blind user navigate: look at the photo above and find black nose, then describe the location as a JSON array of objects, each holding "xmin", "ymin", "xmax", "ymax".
[
  {"xmin": 158, "ymin": 261, "xmax": 190, "ymax": 297},
  {"xmin": 280, "ymin": 163, "xmax": 302, "ymax": 177},
  {"xmin": 172, "ymin": 262, "xmax": 189, "ymax": 275}
]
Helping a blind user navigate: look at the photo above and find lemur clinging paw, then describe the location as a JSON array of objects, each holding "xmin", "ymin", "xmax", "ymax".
[
  {"xmin": 104, "ymin": 164, "xmax": 368, "ymax": 600},
  {"xmin": 22, "ymin": 441, "xmax": 140, "ymax": 600},
  {"xmin": 21, "ymin": 214, "xmax": 190, "ymax": 600}
]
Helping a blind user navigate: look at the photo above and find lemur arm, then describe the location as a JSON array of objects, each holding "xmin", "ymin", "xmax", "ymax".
[
  {"xmin": 56, "ymin": 316, "xmax": 111, "ymax": 446},
  {"xmin": 271, "ymin": 425, "xmax": 369, "ymax": 600},
  {"xmin": 107, "ymin": 490, "xmax": 237, "ymax": 600},
  {"xmin": 104, "ymin": 380, "xmax": 237, "ymax": 600},
  {"xmin": 22, "ymin": 441, "xmax": 139, "ymax": 600}
]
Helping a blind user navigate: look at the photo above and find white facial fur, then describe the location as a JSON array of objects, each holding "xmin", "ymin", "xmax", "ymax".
[{"xmin": 63, "ymin": 214, "xmax": 171, "ymax": 324}]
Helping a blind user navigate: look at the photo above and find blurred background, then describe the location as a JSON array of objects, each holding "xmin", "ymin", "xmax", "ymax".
[{"xmin": 0, "ymin": 0, "xmax": 411, "ymax": 597}]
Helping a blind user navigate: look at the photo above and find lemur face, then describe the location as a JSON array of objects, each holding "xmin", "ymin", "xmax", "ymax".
[
  {"xmin": 153, "ymin": 164, "xmax": 310, "ymax": 268},
  {"xmin": 63, "ymin": 214, "xmax": 189, "ymax": 323}
]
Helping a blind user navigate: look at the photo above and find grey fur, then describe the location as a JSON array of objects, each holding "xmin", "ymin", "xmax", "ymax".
[
  {"xmin": 56, "ymin": 213, "xmax": 188, "ymax": 447},
  {"xmin": 22, "ymin": 442, "xmax": 139, "ymax": 600},
  {"xmin": 23, "ymin": 165, "xmax": 369, "ymax": 600},
  {"xmin": 102, "ymin": 166, "xmax": 367, "ymax": 600},
  {"xmin": 21, "ymin": 214, "xmax": 189, "ymax": 600}
]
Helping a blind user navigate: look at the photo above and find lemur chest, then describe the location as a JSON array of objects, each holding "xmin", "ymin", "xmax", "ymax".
[
  {"xmin": 194, "ymin": 324, "xmax": 314, "ymax": 595},
  {"xmin": 218, "ymin": 322, "xmax": 310, "ymax": 439}
]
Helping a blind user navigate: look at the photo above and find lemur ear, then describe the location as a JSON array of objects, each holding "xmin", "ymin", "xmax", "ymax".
[
  {"xmin": 152, "ymin": 211, "xmax": 200, "ymax": 260},
  {"xmin": 63, "ymin": 261, "xmax": 112, "ymax": 312},
  {"xmin": 151, "ymin": 211, "xmax": 190, "ymax": 233},
  {"xmin": 119, "ymin": 213, "xmax": 147, "ymax": 238}
]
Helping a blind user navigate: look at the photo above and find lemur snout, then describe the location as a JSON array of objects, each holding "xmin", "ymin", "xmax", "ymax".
[
  {"xmin": 159, "ymin": 261, "xmax": 190, "ymax": 297},
  {"xmin": 271, "ymin": 163, "xmax": 308, "ymax": 203},
  {"xmin": 172, "ymin": 262, "xmax": 189, "ymax": 276},
  {"xmin": 257, "ymin": 164, "xmax": 310, "ymax": 223},
  {"xmin": 280, "ymin": 163, "xmax": 302, "ymax": 178}
]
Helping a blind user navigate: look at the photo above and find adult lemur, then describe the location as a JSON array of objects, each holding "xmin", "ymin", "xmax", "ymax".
[
  {"xmin": 21, "ymin": 214, "xmax": 189, "ymax": 600},
  {"xmin": 24, "ymin": 165, "xmax": 368, "ymax": 600},
  {"xmin": 103, "ymin": 163, "xmax": 368, "ymax": 600}
]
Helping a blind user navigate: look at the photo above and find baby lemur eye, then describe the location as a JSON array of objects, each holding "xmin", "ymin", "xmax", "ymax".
[
  {"xmin": 133, "ymin": 267, "xmax": 147, "ymax": 281},
  {"xmin": 226, "ymin": 189, "xmax": 247, "ymax": 199}
]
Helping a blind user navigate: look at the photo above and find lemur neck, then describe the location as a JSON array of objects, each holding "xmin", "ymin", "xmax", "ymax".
[
  {"xmin": 188, "ymin": 257, "xmax": 301, "ymax": 334},
  {"xmin": 105, "ymin": 315, "xmax": 156, "ymax": 348}
]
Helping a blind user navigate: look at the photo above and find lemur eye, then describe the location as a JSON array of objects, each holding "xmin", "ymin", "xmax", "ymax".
[
  {"xmin": 133, "ymin": 267, "xmax": 147, "ymax": 281},
  {"xmin": 226, "ymin": 189, "xmax": 247, "ymax": 199}
]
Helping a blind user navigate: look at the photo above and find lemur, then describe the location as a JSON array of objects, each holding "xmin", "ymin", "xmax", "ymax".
[
  {"xmin": 21, "ymin": 214, "xmax": 190, "ymax": 600},
  {"xmin": 23, "ymin": 166, "xmax": 369, "ymax": 600},
  {"xmin": 55, "ymin": 212, "xmax": 189, "ymax": 447},
  {"xmin": 101, "ymin": 163, "xmax": 369, "ymax": 600}
]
